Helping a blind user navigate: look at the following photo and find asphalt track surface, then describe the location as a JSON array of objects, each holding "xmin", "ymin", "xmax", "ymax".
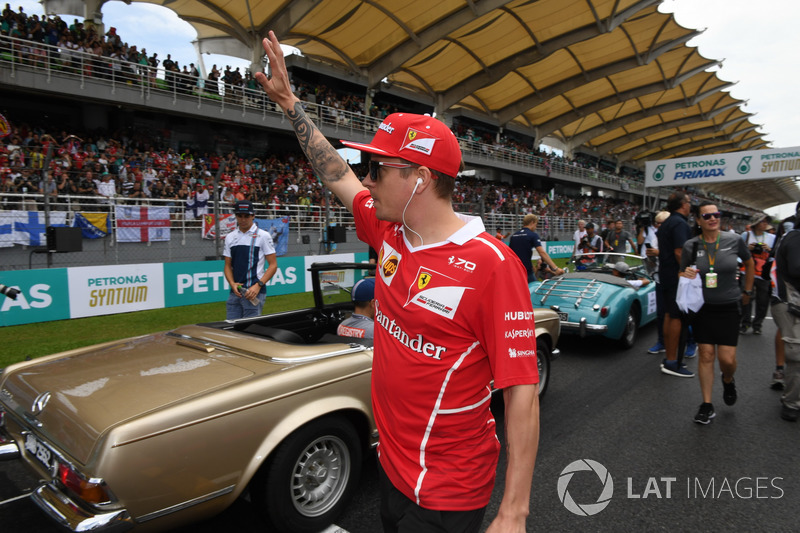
[{"xmin": 1, "ymin": 317, "xmax": 797, "ymax": 532}]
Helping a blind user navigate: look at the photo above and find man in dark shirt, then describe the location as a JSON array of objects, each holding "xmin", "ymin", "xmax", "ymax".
[
  {"xmin": 509, "ymin": 213, "xmax": 564, "ymax": 283},
  {"xmin": 772, "ymin": 203, "xmax": 800, "ymax": 421},
  {"xmin": 657, "ymin": 192, "xmax": 694, "ymax": 377}
]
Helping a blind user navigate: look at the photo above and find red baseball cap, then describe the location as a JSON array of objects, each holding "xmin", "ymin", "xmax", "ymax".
[{"xmin": 341, "ymin": 113, "xmax": 461, "ymax": 178}]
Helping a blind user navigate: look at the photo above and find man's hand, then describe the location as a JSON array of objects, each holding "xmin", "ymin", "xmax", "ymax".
[
  {"xmin": 486, "ymin": 511, "xmax": 527, "ymax": 533},
  {"xmin": 255, "ymin": 31, "xmax": 299, "ymax": 111},
  {"xmin": 244, "ymin": 284, "xmax": 260, "ymax": 301}
]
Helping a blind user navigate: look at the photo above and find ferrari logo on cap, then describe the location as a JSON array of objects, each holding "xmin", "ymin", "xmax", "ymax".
[
  {"xmin": 400, "ymin": 128, "xmax": 436, "ymax": 156},
  {"xmin": 418, "ymin": 272, "xmax": 432, "ymax": 290}
]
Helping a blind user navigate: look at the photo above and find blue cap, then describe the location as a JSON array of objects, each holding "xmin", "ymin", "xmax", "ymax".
[
  {"xmin": 351, "ymin": 278, "xmax": 375, "ymax": 303},
  {"xmin": 233, "ymin": 200, "xmax": 254, "ymax": 214}
]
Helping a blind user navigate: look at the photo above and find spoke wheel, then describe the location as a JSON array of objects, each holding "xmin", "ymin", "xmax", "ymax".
[
  {"xmin": 253, "ymin": 415, "xmax": 362, "ymax": 533},
  {"xmin": 619, "ymin": 307, "xmax": 638, "ymax": 349},
  {"xmin": 536, "ymin": 339, "xmax": 552, "ymax": 398}
]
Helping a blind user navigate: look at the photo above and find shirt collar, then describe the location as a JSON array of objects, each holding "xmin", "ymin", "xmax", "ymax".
[
  {"xmin": 399, "ymin": 213, "xmax": 485, "ymax": 248},
  {"xmin": 239, "ymin": 222, "xmax": 256, "ymax": 235},
  {"xmin": 447, "ymin": 213, "xmax": 486, "ymax": 245}
]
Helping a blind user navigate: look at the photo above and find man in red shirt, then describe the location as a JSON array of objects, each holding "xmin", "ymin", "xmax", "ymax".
[{"xmin": 256, "ymin": 31, "xmax": 540, "ymax": 533}]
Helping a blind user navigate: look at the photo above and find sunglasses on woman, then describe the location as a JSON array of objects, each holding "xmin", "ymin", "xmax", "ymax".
[{"xmin": 700, "ymin": 212, "xmax": 722, "ymax": 220}]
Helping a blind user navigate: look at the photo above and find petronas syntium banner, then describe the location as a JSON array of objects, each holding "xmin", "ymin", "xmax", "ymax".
[{"xmin": 645, "ymin": 146, "xmax": 800, "ymax": 188}]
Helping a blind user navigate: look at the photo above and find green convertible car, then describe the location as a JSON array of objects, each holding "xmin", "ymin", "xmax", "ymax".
[{"xmin": 530, "ymin": 252, "xmax": 658, "ymax": 348}]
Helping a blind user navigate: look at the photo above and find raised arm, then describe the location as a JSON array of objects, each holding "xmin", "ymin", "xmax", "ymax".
[{"xmin": 254, "ymin": 31, "xmax": 365, "ymax": 213}]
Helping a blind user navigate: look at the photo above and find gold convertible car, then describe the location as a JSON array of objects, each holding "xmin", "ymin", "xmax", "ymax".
[{"xmin": 0, "ymin": 262, "xmax": 560, "ymax": 533}]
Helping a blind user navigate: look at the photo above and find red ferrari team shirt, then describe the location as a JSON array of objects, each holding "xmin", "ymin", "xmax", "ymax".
[{"xmin": 352, "ymin": 190, "xmax": 539, "ymax": 510}]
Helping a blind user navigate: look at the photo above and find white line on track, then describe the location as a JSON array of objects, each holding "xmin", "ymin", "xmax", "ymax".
[
  {"xmin": 320, "ymin": 525, "xmax": 351, "ymax": 533},
  {"xmin": 0, "ymin": 493, "xmax": 30, "ymax": 506}
]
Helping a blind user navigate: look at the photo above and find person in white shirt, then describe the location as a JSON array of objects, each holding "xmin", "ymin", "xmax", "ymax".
[
  {"xmin": 94, "ymin": 172, "xmax": 116, "ymax": 207},
  {"xmin": 573, "ymin": 219, "xmax": 587, "ymax": 248}
]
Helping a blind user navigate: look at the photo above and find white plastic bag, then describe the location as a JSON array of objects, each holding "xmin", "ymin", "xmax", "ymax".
[{"xmin": 677, "ymin": 274, "xmax": 704, "ymax": 314}]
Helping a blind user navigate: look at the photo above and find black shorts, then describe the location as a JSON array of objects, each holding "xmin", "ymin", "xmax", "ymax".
[
  {"xmin": 662, "ymin": 283, "xmax": 681, "ymax": 317},
  {"xmin": 379, "ymin": 464, "xmax": 486, "ymax": 533},
  {"xmin": 689, "ymin": 302, "xmax": 742, "ymax": 346}
]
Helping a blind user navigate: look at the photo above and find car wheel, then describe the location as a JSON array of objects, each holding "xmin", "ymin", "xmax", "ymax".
[
  {"xmin": 253, "ymin": 415, "xmax": 362, "ymax": 533},
  {"xmin": 536, "ymin": 339, "xmax": 551, "ymax": 398},
  {"xmin": 619, "ymin": 306, "xmax": 639, "ymax": 349}
]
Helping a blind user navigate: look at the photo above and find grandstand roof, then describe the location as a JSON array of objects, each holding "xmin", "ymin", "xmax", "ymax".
[{"xmin": 126, "ymin": 0, "xmax": 799, "ymax": 210}]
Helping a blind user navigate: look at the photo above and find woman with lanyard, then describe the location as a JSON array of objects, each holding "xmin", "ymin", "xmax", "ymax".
[{"xmin": 680, "ymin": 202, "xmax": 755, "ymax": 424}]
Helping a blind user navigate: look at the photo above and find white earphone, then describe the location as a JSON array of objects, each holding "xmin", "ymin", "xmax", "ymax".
[{"xmin": 404, "ymin": 177, "xmax": 425, "ymax": 246}]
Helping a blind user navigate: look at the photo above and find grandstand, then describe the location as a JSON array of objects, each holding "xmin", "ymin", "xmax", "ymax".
[{"xmin": 0, "ymin": 4, "xmax": 780, "ymax": 270}]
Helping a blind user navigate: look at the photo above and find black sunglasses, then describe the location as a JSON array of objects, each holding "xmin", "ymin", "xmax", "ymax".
[
  {"xmin": 367, "ymin": 161, "xmax": 416, "ymax": 182},
  {"xmin": 700, "ymin": 212, "xmax": 722, "ymax": 220}
]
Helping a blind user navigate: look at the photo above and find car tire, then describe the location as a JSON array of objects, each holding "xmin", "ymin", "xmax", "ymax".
[
  {"xmin": 619, "ymin": 305, "xmax": 639, "ymax": 349},
  {"xmin": 253, "ymin": 415, "xmax": 362, "ymax": 533},
  {"xmin": 536, "ymin": 339, "xmax": 551, "ymax": 398}
]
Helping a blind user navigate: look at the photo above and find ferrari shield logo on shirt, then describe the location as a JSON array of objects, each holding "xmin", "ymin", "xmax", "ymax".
[
  {"xmin": 404, "ymin": 267, "xmax": 466, "ymax": 319},
  {"xmin": 400, "ymin": 127, "xmax": 436, "ymax": 156},
  {"xmin": 418, "ymin": 272, "xmax": 432, "ymax": 290},
  {"xmin": 379, "ymin": 242, "xmax": 401, "ymax": 286}
]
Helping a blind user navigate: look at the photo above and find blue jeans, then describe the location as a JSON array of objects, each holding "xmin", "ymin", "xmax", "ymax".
[{"xmin": 226, "ymin": 291, "xmax": 265, "ymax": 319}]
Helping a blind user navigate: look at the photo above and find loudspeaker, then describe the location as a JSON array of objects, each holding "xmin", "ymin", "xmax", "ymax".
[
  {"xmin": 301, "ymin": 235, "xmax": 310, "ymax": 245},
  {"xmin": 327, "ymin": 225, "xmax": 346, "ymax": 243},
  {"xmin": 47, "ymin": 226, "xmax": 83, "ymax": 252}
]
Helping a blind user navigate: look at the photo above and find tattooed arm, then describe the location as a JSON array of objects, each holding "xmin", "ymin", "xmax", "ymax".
[{"xmin": 255, "ymin": 31, "xmax": 365, "ymax": 213}]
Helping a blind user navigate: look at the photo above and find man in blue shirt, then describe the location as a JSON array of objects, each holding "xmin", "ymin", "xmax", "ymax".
[
  {"xmin": 509, "ymin": 213, "xmax": 564, "ymax": 283},
  {"xmin": 223, "ymin": 200, "xmax": 277, "ymax": 319}
]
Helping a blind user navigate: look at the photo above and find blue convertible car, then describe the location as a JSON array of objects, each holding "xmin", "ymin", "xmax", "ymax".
[{"xmin": 529, "ymin": 253, "xmax": 658, "ymax": 348}]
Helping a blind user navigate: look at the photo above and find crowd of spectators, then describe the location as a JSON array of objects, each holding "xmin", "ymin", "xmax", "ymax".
[
  {"xmin": 0, "ymin": 5, "xmax": 642, "ymax": 183},
  {"xmin": 0, "ymin": 118, "xmax": 647, "ymax": 229},
  {"xmin": 0, "ymin": 7, "xmax": 758, "ymax": 230}
]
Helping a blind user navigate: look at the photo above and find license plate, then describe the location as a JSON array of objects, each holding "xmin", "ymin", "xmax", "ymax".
[
  {"xmin": 557, "ymin": 312, "xmax": 568, "ymax": 322},
  {"xmin": 24, "ymin": 433, "xmax": 53, "ymax": 470}
]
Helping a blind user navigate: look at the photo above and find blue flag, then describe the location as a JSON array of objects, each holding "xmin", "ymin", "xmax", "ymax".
[
  {"xmin": 255, "ymin": 217, "xmax": 290, "ymax": 256},
  {"xmin": 72, "ymin": 212, "xmax": 110, "ymax": 238}
]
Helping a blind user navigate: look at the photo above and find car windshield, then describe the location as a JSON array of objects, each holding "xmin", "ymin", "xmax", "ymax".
[
  {"xmin": 569, "ymin": 252, "xmax": 650, "ymax": 277},
  {"xmin": 311, "ymin": 263, "xmax": 376, "ymax": 311}
]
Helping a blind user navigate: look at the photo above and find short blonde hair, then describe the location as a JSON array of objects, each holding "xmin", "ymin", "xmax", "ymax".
[
  {"xmin": 655, "ymin": 211, "xmax": 670, "ymax": 224},
  {"xmin": 523, "ymin": 214, "xmax": 539, "ymax": 226}
]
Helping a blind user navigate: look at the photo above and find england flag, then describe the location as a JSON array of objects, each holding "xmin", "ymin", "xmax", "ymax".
[{"xmin": 115, "ymin": 206, "xmax": 171, "ymax": 243}]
